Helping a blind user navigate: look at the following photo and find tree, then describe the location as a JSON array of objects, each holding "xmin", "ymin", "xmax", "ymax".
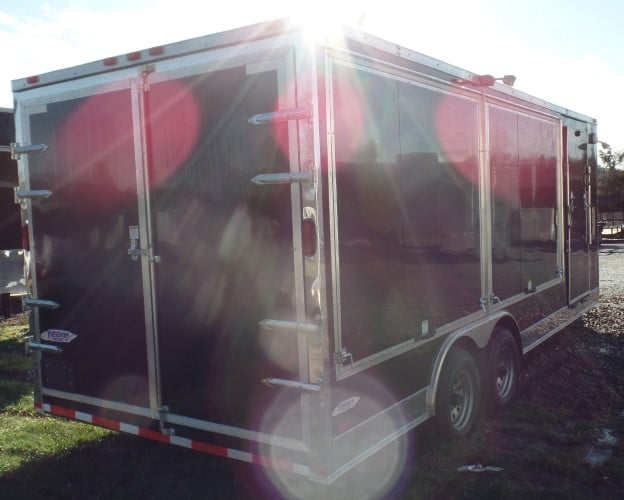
[
  {"xmin": 598, "ymin": 147, "xmax": 624, "ymax": 207},
  {"xmin": 599, "ymin": 147, "xmax": 624, "ymax": 171}
]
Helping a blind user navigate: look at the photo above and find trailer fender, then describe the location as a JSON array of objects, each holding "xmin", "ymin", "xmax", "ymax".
[{"xmin": 426, "ymin": 311, "xmax": 518, "ymax": 414}]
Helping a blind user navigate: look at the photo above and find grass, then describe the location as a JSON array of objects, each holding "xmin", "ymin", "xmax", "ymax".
[
  {"xmin": 0, "ymin": 316, "xmax": 113, "ymax": 481},
  {"xmin": 0, "ymin": 316, "xmax": 255, "ymax": 499},
  {"xmin": 0, "ymin": 315, "xmax": 32, "ymax": 375}
]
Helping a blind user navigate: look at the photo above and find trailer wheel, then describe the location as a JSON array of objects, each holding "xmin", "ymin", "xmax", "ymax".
[
  {"xmin": 435, "ymin": 348, "xmax": 481, "ymax": 438},
  {"xmin": 486, "ymin": 328, "xmax": 520, "ymax": 413}
]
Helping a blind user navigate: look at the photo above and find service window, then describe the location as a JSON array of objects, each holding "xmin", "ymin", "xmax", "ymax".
[
  {"xmin": 489, "ymin": 105, "xmax": 559, "ymax": 301},
  {"xmin": 331, "ymin": 61, "xmax": 481, "ymax": 361}
]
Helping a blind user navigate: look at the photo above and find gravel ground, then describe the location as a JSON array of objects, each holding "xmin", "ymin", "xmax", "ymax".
[{"xmin": 589, "ymin": 240, "xmax": 624, "ymax": 334}]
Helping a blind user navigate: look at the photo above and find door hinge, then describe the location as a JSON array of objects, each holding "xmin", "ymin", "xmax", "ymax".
[
  {"xmin": 479, "ymin": 296, "xmax": 488, "ymax": 312},
  {"xmin": 334, "ymin": 348, "xmax": 353, "ymax": 368},
  {"xmin": 158, "ymin": 405, "xmax": 175, "ymax": 436},
  {"xmin": 139, "ymin": 64, "xmax": 156, "ymax": 92}
]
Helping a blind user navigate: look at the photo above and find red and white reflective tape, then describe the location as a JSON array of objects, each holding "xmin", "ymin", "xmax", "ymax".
[{"xmin": 35, "ymin": 402, "xmax": 310, "ymax": 476}]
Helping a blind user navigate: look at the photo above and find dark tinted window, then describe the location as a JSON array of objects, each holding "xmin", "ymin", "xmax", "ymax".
[
  {"xmin": 490, "ymin": 106, "xmax": 558, "ymax": 300},
  {"xmin": 333, "ymin": 63, "xmax": 481, "ymax": 358}
]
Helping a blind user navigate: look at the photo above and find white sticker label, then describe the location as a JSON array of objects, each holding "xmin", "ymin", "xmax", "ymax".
[
  {"xmin": 41, "ymin": 329, "xmax": 77, "ymax": 343},
  {"xmin": 332, "ymin": 396, "xmax": 360, "ymax": 417}
]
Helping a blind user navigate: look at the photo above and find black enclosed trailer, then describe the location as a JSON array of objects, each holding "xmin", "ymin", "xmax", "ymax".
[{"xmin": 12, "ymin": 19, "xmax": 599, "ymax": 491}]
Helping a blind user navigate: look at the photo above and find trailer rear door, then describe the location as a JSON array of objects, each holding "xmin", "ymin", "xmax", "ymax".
[
  {"xmin": 144, "ymin": 52, "xmax": 305, "ymax": 438},
  {"xmin": 19, "ymin": 45, "xmax": 308, "ymax": 444},
  {"xmin": 22, "ymin": 82, "xmax": 152, "ymax": 409},
  {"xmin": 565, "ymin": 121, "xmax": 593, "ymax": 303}
]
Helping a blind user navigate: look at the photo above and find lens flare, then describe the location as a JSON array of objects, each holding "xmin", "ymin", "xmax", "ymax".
[
  {"xmin": 145, "ymin": 79, "xmax": 201, "ymax": 187},
  {"xmin": 54, "ymin": 86, "xmax": 137, "ymax": 211},
  {"xmin": 256, "ymin": 373, "xmax": 411, "ymax": 498},
  {"xmin": 53, "ymin": 80, "xmax": 200, "ymax": 212}
]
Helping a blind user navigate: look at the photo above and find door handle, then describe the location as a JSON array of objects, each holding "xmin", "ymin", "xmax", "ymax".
[
  {"xmin": 127, "ymin": 225, "xmax": 160, "ymax": 262},
  {"xmin": 128, "ymin": 225, "xmax": 146, "ymax": 261}
]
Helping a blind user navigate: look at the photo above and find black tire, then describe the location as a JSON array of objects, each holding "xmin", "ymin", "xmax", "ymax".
[
  {"xmin": 435, "ymin": 347, "xmax": 481, "ymax": 438},
  {"xmin": 486, "ymin": 328, "xmax": 520, "ymax": 413}
]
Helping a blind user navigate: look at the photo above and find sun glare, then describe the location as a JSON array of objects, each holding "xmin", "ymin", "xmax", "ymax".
[{"xmin": 288, "ymin": 1, "xmax": 367, "ymax": 44}]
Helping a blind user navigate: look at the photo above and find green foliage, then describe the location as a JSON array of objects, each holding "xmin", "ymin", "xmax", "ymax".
[
  {"xmin": 599, "ymin": 147, "xmax": 624, "ymax": 171},
  {"xmin": 0, "ymin": 315, "xmax": 113, "ymax": 483},
  {"xmin": 598, "ymin": 147, "xmax": 624, "ymax": 199}
]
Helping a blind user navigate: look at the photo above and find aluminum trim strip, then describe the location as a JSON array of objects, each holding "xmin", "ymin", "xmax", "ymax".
[
  {"xmin": 12, "ymin": 26, "xmax": 300, "ymax": 92},
  {"xmin": 335, "ymin": 306, "xmax": 487, "ymax": 380},
  {"xmin": 521, "ymin": 288, "xmax": 599, "ymax": 353},
  {"xmin": 38, "ymin": 390, "xmax": 308, "ymax": 453},
  {"xmin": 321, "ymin": 413, "xmax": 429, "ymax": 485},
  {"xmin": 488, "ymin": 277, "xmax": 564, "ymax": 312},
  {"xmin": 334, "ymin": 24, "xmax": 595, "ymax": 123},
  {"xmin": 165, "ymin": 412, "xmax": 309, "ymax": 453},
  {"xmin": 325, "ymin": 53, "xmax": 344, "ymax": 381},
  {"xmin": 131, "ymin": 77, "xmax": 161, "ymax": 414},
  {"xmin": 41, "ymin": 388, "xmax": 155, "ymax": 418}
]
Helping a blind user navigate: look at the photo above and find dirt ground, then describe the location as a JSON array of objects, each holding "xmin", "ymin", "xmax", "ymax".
[
  {"xmin": 521, "ymin": 240, "xmax": 624, "ymax": 421},
  {"xmin": 412, "ymin": 239, "xmax": 624, "ymax": 499}
]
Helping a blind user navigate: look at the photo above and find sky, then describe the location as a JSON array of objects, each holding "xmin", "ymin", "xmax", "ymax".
[{"xmin": 1, "ymin": 0, "xmax": 624, "ymax": 148}]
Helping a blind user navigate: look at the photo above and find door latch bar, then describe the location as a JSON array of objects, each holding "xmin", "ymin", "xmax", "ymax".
[
  {"xmin": 26, "ymin": 340, "xmax": 63, "ymax": 354},
  {"xmin": 251, "ymin": 172, "xmax": 313, "ymax": 185},
  {"xmin": 158, "ymin": 406, "xmax": 175, "ymax": 436},
  {"xmin": 248, "ymin": 106, "xmax": 311, "ymax": 125},
  {"xmin": 14, "ymin": 188, "xmax": 52, "ymax": 201},
  {"xmin": 261, "ymin": 378, "xmax": 320, "ymax": 392},
  {"xmin": 0, "ymin": 142, "xmax": 49, "ymax": 159},
  {"xmin": 333, "ymin": 348, "xmax": 354, "ymax": 368},
  {"xmin": 24, "ymin": 298, "xmax": 60, "ymax": 309},
  {"xmin": 258, "ymin": 319, "xmax": 318, "ymax": 335}
]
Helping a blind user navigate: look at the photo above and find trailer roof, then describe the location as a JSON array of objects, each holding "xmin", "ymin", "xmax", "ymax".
[{"xmin": 12, "ymin": 18, "xmax": 595, "ymax": 125}]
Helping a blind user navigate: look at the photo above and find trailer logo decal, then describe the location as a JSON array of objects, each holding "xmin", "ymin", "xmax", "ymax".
[
  {"xmin": 332, "ymin": 396, "xmax": 360, "ymax": 417},
  {"xmin": 41, "ymin": 329, "xmax": 77, "ymax": 343}
]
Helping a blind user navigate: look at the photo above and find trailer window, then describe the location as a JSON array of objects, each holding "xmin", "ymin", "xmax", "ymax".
[{"xmin": 489, "ymin": 106, "xmax": 558, "ymax": 300}]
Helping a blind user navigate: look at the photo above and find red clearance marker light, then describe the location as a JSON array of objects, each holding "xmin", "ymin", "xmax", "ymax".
[
  {"xmin": 26, "ymin": 75, "xmax": 40, "ymax": 84},
  {"xmin": 148, "ymin": 46, "xmax": 165, "ymax": 56},
  {"xmin": 126, "ymin": 52, "xmax": 142, "ymax": 61},
  {"xmin": 103, "ymin": 57, "xmax": 118, "ymax": 66}
]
